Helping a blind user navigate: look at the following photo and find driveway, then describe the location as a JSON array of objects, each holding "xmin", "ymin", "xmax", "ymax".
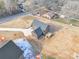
[{"xmin": 0, "ymin": 13, "xmax": 27, "ymax": 24}]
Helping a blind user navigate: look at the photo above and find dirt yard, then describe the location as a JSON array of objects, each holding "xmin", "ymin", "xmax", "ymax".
[
  {"xmin": 0, "ymin": 16, "xmax": 63, "ymax": 40},
  {"xmin": 42, "ymin": 26, "xmax": 79, "ymax": 59},
  {"xmin": 0, "ymin": 16, "xmax": 79, "ymax": 59}
]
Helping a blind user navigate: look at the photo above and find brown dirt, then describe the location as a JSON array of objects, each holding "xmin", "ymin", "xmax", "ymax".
[
  {"xmin": 0, "ymin": 16, "xmax": 79, "ymax": 59},
  {"xmin": 0, "ymin": 31, "xmax": 24, "ymax": 40},
  {"xmin": 42, "ymin": 26, "xmax": 79, "ymax": 59},
  {"xmin": 0, "ymin": 16, "xmax": 36, "ymax": 40},
  {"xmin": 0, "ymin": 16, "xmax": 35, "ymax": 28},
  {"xmin": 0, "ymin": 16, "xmax": 63, "ymax": 40}
]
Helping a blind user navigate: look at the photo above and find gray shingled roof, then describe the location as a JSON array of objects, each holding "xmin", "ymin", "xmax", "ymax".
[
  {"xmin": 0, "ymin": 40, "xmax": 23, "ymax": 59},
  {"xmin": 32, "ymin": 19, "xmax": 49, "ymax": 32},
  {"xmin": 33, "ymin": 27, "xmax": 44, "ymax": 39}
]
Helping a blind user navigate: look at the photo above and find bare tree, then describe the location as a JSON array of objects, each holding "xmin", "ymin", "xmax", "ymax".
[
  {"xmin": 60, "ymin": 1, "xmax": 79, "ymax": 19},
  {"xmin": 0, "ymin": 1, "xmax": 6, "ymax": 17},
  {"xmin": 3, "ymin": 0, "xmax": 18, "ymax": 15}
]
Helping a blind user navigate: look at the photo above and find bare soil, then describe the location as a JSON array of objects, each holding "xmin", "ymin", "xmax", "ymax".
[{"xmin": 0, "ymin": 16, "xmax": 79, "ymax": 59}]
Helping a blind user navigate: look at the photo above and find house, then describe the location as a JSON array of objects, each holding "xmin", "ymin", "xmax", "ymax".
[
  {"xmin": 31, "ymin": 19, "xmax": 49, "ymax": 35},
  {"xmin": 42, "ymin": 13, "xmax": 51, "ymax": 19},
  {"xmin": 0, "ymin": 40, "xmax": 23, "ymax": 59},
  {"xmin": 32, "ymin": 27, "xmax": 44, "ymax": 39},
  {"xmin": 14, "ymin": 38, "xmax": 36, "ymax": 59},
  {"xmin": 42, "ymin": 11, "xmax": 59, "ymax": 19},
  {"xmin": 32, "ymin": 7, "xmax": 49, "ymax": 16}
]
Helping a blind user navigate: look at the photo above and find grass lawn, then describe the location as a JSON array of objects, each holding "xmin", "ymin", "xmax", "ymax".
[
  {"xmin": 53, "ymin": 18, "xmax": 79, "ymax": 27},
  {"xmin": 42, "ymin": 54, "xmax": 56, "ymax": 59},
  {"xmin": 47, "ymin": 56, "xmax": 56, "ymax": 59},
  {"xmin": 70, "ymin": 19, "xmax": 79, "ymax": 26}
]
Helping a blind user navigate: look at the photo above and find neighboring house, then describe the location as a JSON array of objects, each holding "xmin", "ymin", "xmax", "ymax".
[
  {"xmin": 38, "ymin": 8, "xmax": 49, "ymax": 16},
  {"xmin": 42, "ymin": 13, "xmax": 51, "ymax": 19},
  {"xmin": 0, "ymin": 40, "xmax": 23, "ymax": 59},
  {"xmin": 42, "ymin": 11, "xmax": 59, "ymax": 19},
  {"xmin": 48, "ymin": 11, "xmax": 59, "ymax": 19},
  {"xmin": 32, "ymin": 27, "xmax": 44, "ymax": 39},
  {"xmin": 31, "ymin": 19, "xmax": 49, "ymax": 35},
  {"xmin": 14, "ymin": 38, "xmax": 36, "ymax": 59},
  {"xmin": 32, "ymin": 7, "xmax": 49, "ymax": 16}
]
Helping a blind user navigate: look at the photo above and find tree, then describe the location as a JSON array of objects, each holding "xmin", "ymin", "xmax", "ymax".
[
  {"xmin": 25, "ymin": 0, "xmax": 60, "ymax": 12},
  {"xmin": 3, "ymin": 0, "xmax": 18, "ymax": 15},
  {"xmin": 60, "ymin": 1, "xmax": 79, "ymax": 19},
  {"xmin": 0, "ymin": 1, "xmax": 6, "ymax": 17}
]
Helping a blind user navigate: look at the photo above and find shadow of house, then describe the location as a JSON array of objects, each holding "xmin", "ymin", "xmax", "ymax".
[
  {"xmin": 0, "ymin": 40, "xmax": 23, "ymax": 59},
  {"xmin": 31, "ymin": 19, "xmax": 49, "ymax": 35},
  {"xmin": 48, "ymin": 23, "xmax": 62, "ymax": 33}
]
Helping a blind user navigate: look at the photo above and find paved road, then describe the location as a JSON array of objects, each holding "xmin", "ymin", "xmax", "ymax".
[{"xmin": 0, "ymin": 13, "xmax": 28, "ymax": 24}]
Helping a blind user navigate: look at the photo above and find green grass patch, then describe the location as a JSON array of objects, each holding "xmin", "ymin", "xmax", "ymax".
[
  {"xmin": 70, "ymin": 19, "xmax": 79, "ymax": 26},
  {"xmin": 53, "ymin": 18, "xmax": 70, "ymax": 24},
  {"xmin": 53, "ymin": 18, "xmax": 79, "ymax": 27},
  {"xmin": 42, "ymin": 54, "xmax": 56, "ymax": 59},
  {"xmin": 47, "ymin": 56, "xmax": 56, "ymax": 59}
]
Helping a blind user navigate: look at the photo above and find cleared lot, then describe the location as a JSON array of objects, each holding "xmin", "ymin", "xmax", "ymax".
[{"xmin": 0, "ymin": 16, "xmax": 78, "ymax": 59}]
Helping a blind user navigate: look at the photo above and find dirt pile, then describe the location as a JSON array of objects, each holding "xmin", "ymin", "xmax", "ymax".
[{"xmin": 42, "ymin": 26, "xmax": 79, "ymax": 59}]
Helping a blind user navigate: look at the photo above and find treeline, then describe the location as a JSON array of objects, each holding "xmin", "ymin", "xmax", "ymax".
[
  {"xmin": 0, "ymin": 0, "xmax": 79, "ymax": 19},
  {"xmin": 0, "ymin": 0, "xmax": 21, "ymax": 18},
  {"xmin": 24, "ymin": 0, "xmax": 79, "ymax": 19},
  {"xmin": 0, "ymin": 1, "xmax": 6, "ymax": 17}
]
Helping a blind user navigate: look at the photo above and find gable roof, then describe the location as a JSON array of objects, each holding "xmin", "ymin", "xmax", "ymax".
[
  {"xmin": 34, "ymin": 27, "xmax": 43, "ymax": 39},
  {"xmin": 0, "ymin": 40, "xmax": 23, "ymax": 59},
  {"xmin": 32, "ymin": 19, "xmax": 49, "ymax": 31},
  {"xmin": 14, "ymin": 38, "xmax": 36, "ymax": 59},
  {"xmin": 0, "ymin": 40, "xmax": 10, "ymax": 48}
]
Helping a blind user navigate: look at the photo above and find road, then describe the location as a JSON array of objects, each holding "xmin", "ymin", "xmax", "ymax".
[{"xmin": 0, "ymin": 13, "xmax": 29, "ymax": 24}]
